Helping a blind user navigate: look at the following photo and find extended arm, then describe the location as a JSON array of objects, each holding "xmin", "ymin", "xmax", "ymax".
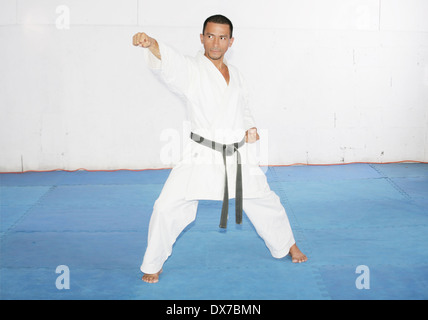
[{"xmin": 133, "ymin": 32, "xmax": 161, "ymax": 60}]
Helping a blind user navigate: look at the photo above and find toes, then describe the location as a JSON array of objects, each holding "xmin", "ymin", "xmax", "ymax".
[
  {"xmin": 291, "ymin": 254, "xmax": 308, "ymax": 263},
  {"xmin": 142, "ymin": 269, "xmax": 162, "ymax": 283},
  {"xmin": 142, "ymin": 275, "xmax": 159, "ymax": 283}
]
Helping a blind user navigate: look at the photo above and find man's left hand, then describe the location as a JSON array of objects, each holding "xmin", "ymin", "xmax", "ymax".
[{"xmin": 245, "ymin": 127, "xmax": 260, "ymax": 143}]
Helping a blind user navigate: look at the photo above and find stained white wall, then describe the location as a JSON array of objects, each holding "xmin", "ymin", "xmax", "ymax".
[{"xmin": 1, "ymin": 0, "xmax": 427, "ymax": 172}]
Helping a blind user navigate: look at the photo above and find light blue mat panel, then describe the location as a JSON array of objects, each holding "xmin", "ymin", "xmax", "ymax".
[{"xmin": 1, "ymin": 164, "xmax": 427, "ymax": 300}]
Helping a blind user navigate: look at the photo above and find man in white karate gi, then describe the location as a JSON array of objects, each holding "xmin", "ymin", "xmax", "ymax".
[{"xmin": 133, "ymin": 15, "xmax": 307, "ymax": 283}]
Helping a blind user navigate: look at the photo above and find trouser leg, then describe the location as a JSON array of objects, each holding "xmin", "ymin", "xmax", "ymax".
[
  {"xmin": 243, "ymin": 190, "xmax": 295, "ymax": 258},
  {"xmin": 140, "ymin": 167, "xmax": 198, "ymax": 274}
]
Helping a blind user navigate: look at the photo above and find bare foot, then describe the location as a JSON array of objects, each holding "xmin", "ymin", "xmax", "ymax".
[
  {"xmin": 142, "ymin": 269, "xmax": 163, "ymax": 283},
  {"xmin": 289, "ymin": 244, "xmax": 308, "ymax": 263}
]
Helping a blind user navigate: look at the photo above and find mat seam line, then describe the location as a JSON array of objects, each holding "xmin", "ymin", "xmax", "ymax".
[{"xmin": 0, "ymin": 185, "xmax": 58, "ymax": 242}]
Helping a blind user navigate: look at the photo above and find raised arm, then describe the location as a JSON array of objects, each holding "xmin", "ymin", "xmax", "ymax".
[
  {"xmin": 132, "ymin": 33, "xmax": 194, "ymax": 97},
  {"xmin": 133, "ymin": 32, "xmax": 161, "ymax": 60}
]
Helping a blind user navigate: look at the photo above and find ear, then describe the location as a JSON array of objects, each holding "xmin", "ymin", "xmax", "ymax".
[
  {"xmin": 229, "ymin": 37, "xmax": 235, "ymax": 48},
  {"xmin": 200, "ymin": 33, "xmax": 204, "ymax": 44}
]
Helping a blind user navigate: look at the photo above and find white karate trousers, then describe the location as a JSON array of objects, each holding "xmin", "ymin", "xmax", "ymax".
[{"xmin": 140, "ymin": 165, "xmax": 296, "ymax": 274}]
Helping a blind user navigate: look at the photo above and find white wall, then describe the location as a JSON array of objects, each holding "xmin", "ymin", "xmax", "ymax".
[{"xmin": 1, "ymin": 0, "xmax": 427, "ymax": 172}]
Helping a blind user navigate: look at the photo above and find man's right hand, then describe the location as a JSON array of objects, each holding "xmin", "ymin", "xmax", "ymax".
[
  {"xmin": 133, "ymin": 32, "xmax": 153, "ymax": 48},
  {"xmin": 133, "ymin": 32, "xmax": 161, "ymax": 60}
]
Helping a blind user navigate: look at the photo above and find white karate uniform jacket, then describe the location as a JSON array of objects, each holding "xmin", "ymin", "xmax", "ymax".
[{"xmin": 144, "ymin": 42, "xmax": 271, "ymax": 201}]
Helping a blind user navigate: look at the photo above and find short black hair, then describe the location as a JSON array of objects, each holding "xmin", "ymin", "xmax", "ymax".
[{"xmin": 202, "ymin": 14, "xmax": 233, "ymax": 38}]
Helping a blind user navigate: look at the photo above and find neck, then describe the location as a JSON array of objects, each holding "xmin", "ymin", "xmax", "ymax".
[{"xmin": 204, "ymin": 53, "xmax": 225, "ymax": 71}]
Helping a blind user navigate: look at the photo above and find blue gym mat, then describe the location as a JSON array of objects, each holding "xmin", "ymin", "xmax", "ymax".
[{"xmin": 0, "ymin": 163, "xmax": 427, "ymax": 300}]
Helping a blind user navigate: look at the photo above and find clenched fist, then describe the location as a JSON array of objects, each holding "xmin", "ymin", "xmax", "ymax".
[
  {"xmin": 245, "ymin": 127, "xmax": 260, "ymax": 143},
  {"xmin": 132, "ymin": 32, "xmax": 153, "ymax": 48},
  {"xmin": 132, "ymin": 32, "xmax": 161, "ymax": 60}
]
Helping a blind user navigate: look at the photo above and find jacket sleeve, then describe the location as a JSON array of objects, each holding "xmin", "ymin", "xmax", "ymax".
[{"xmin": 143, "ymin": 41, "xmax": 194, "ymax": 98}]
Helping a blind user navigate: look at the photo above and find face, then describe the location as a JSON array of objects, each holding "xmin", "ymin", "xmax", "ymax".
[{"xmin": 200, "ymin": 22, "xmax": 234, "ymax": 61}]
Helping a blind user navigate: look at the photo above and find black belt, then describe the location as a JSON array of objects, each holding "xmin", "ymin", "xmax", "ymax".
[{"xmin": 190, "ymin": 132, "xmax": 245, "ymax": 228}]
